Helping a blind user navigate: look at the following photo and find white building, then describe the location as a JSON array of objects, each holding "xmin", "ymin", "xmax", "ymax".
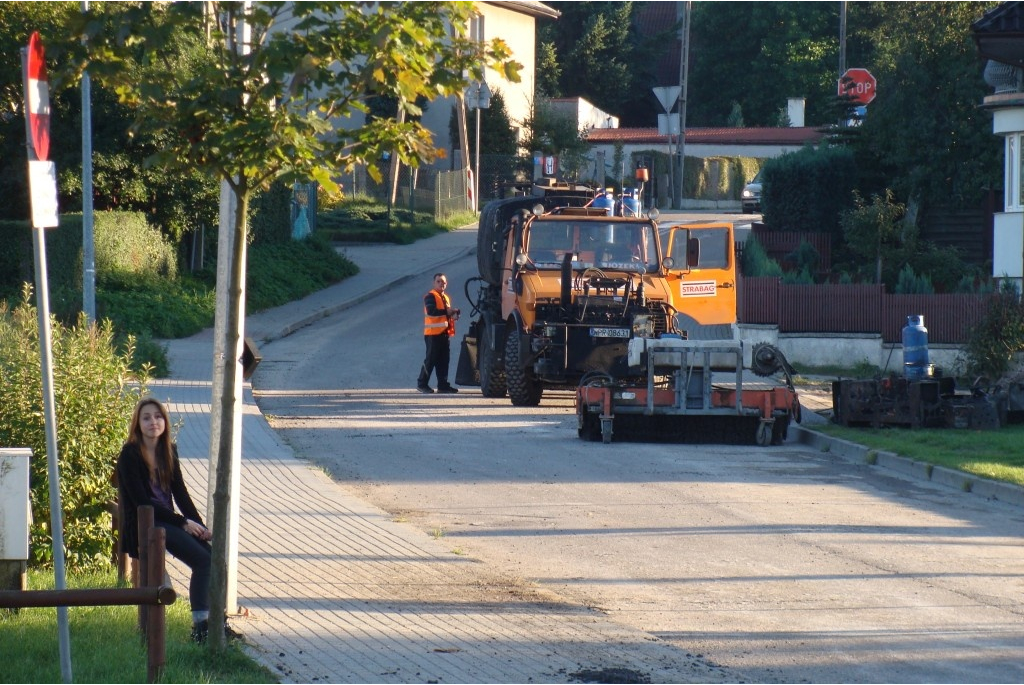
[{"xmin": 975, "ymin": 1, "xmax": 1024, "ymax": 292}]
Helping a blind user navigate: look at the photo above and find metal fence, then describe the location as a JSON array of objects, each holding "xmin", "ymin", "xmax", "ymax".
[
  {"xmin": 739, "ymin": 276, "xmax": 989, "ymax": 344},
  {"xmin": 334, "ymin": 163, "xmax": 473, "ymax": 218}
]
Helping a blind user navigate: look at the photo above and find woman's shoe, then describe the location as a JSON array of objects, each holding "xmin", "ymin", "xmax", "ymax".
[{"xmin": 191, "ymin": 619, "xmax": 209, "ymax": 644}]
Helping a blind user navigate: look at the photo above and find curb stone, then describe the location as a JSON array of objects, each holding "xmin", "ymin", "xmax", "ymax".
[{"xmin": 791, "ymin": 424, "xmax": 1024, "ymax": 508}]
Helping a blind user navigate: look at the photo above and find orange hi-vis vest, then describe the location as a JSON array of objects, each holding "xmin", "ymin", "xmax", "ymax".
[{"xmin": 423, "ymin": 289, "xmax": 454, "ymax": 337}]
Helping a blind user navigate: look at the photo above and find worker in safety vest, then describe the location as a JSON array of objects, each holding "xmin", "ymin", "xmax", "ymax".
[{"xmin": 417, "ymin": 273, "xmax": 460, "ymax": 394}]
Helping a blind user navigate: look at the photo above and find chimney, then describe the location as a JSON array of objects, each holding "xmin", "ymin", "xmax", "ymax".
[{"xmin": 787, "ymin": 97, "xmax": 805, "ymax": 127}]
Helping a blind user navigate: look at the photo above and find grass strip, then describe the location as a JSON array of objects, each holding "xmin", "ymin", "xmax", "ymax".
[{"xmin": 0, "ymin": 569, "xmax": 275, "ymax": 684}]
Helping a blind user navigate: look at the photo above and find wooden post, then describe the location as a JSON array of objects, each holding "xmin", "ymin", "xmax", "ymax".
[
  {"xmin": 137, "ymin": 506, "xmax": 153, "ymax": 636},
  {"xmin": 146, "ymin": 526, "xmax": 167, "ymax": 683}
]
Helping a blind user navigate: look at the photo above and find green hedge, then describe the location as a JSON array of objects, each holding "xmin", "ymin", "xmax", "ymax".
[
  {"xmin": 626, "ymin": 152, "xmax": 761, "ymax": 202},
  {"xmin": 761, "ymin": 145, "xmax": 858, "ymax": 236},
  {"xmin": 0, "ymin": 212, "xmax": 178, "ymax": 303}
]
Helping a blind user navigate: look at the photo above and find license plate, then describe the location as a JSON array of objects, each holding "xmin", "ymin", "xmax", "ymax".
[{"xmin": 590, "ymin": 327, "xmax": 629, "ymax": 338}]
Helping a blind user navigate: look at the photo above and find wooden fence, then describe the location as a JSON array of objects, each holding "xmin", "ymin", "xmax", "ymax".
[
  {"xmin": 747, "ymin": 225, "xmax": 833, "ymax": 272},
  {"xmin": 739, "ymin": 277, "xmax": 989, "ymax": 344}
]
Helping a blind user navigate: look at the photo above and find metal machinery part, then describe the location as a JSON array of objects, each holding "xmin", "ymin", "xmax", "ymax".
[
  {"xmin": 576, "ymin": 339, "xmax": 801, "ymax": 445},
  {"xmin": 831, "ymin": 375, "xmax": 1005, "ymax": 430}
]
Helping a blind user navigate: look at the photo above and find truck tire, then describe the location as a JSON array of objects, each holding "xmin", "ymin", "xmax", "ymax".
[
  {"xmin": 504, "ymin": 330, "xmax": 542, "ymax": 406},
  {"xmin": 479, "ymin": 324, "xmax": 507, "ymax": 398}
]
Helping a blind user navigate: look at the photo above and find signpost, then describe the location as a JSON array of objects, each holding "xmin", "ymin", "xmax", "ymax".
[
  {"xmin": 23, "ymin": 31, "xmax": 72, "ymax": 683},
  {"xmin": 652, "ymin": 86, "xmax": 680, "ymax": 206},
  {"xmin": 838, "ymin": 67, "xmax": 877, "ymax": 106}
]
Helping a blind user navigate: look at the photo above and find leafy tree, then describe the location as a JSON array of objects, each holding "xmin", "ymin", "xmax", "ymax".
[
  {"xmin": 536, "ymin": 40, "xmax": 561, "ymax": 98},
  {"xmin": 850, "ymin": 1, "xmax": 1002, "ymax": 210},
  {"xmin": 0, "ymin": 3, "xmax": 220, "ymax": 241},
  {"xmin": 689, "ymin": 2, "xmax": 842, "ymax": 127},
  {"xmin": 840, "ymin": 189, "xmax": 904, "ymax": 284},
  {"xmin": 60, "ymin": 0, "xmax": 519, "ymax": 650},
  {"xmin": 540, "ymin": 1, "xmax": 671, "ymax": 126},
  {"xmin": 520, "ymin": 98, "xmax": 590, "ymax": 180}
]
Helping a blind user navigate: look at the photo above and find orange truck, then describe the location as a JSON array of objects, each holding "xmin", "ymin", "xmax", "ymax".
[{"xmin": 458, "ymin": 189, "xmax": 799, "ymax": 444}]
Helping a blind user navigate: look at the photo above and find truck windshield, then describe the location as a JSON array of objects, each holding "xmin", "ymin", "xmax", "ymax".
[{"xmin": 527, "ymin": 220, "xmax": 660, "ymax": 272}]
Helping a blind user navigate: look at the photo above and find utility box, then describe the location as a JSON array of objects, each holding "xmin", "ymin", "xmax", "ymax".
[{"xmin": 0, "ymin": 448, "xmax": 31, "ymax": 592}]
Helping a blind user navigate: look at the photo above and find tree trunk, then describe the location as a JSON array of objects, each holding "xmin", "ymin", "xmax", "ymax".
[{"xmin": 207, "ymin": 187, "xmax": 249, "ymax": 651}]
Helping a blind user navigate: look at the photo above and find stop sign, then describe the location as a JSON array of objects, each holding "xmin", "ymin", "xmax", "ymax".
[{"xmin": 838, "ymin": 68, "xmax": 877, "ymax": 106}]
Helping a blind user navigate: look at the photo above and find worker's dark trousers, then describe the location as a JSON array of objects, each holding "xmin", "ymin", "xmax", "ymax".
[{"xmin": 418, "ymin": 334, "xmax": 451, "ymax": 388}]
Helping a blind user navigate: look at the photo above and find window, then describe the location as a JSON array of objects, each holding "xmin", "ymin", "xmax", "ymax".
[{"xmin": 1007, "ymin": 134, "xmax": 1023, "ymax": 211}]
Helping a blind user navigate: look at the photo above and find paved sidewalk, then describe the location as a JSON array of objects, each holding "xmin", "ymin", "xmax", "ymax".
[{"xmin": 153, "ymin": 227, "xmax": 731, "ymax": 684}]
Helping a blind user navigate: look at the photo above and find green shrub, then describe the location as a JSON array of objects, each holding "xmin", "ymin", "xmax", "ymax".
[
  {"xmin": 964, "ymin": 281, "xmax": 1024, "ymax": 379},
  {"xmin": 96, "ymin": 274, "xmax": 216, "ymax": 339},
  {"xmin": 785, "ymin": 240, "xmax": 821, "ymax": 276},
  {"xmin": 247, "ymin": 235, "xmax": 358, "ymax": 311},
  {"xmin": 894, "ymin": 264, "xmax": 934, "ymax": 294},
  {"xmin": 762, "ymin": 145, "xmax": 858, "ymax": 236},
  {"xmin": 741, "ymin": 236, "xmax": 783, "ymax": 277},
  {"xmin": 0, "ymin": 287, "xmax": 147, "ymax": 570},
  {"xmin": 0, "ymin": 213, "xmax": 178, "ymax": 305}
]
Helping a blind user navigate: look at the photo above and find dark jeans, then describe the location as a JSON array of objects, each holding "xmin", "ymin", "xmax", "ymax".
[
  {"xmin": 418, "ymin": 334, "xmax": 451, "ymax": 388},
  {"xmin": 157, "ymin": 522, "xmax": 212, "ymax": 612}
]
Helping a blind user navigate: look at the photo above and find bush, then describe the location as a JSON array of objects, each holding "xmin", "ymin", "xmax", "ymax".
[
  {"xmin": 317, "ymin": 198, "xmax": 441, "ymax": 244},
  {"xmin": 0, "ymin": 212, "xmax": 178, "ymax": 308},
  {"xmin": 762, "ymin": 145, "xmax": 858, "ymax": 236},
  {"xmin": 894, "ymin": 264, "xmax": 934, "ymax": 294},
  {"xmin": 246, "ymin": 234, "xmax": 359, "ymax": 311},
  {"xmin": 740, "ymin": 236, "xmax": 783, "ymax": 277},
  {"xmin": 0, "ymin": 288, "xmax": 148, "ymax": 570},
  {"xmin": 96, "ymin": 274, "xmax": 216, "ymax": 339},
  {"xmin": 964, "ymin": 281, "xmax": 1024, "ymax": 380}
]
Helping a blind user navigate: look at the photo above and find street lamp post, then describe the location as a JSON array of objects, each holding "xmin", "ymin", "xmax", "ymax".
[{"xmin": 468, "ymin": 81, "xmax": 491, "ymax": 211}]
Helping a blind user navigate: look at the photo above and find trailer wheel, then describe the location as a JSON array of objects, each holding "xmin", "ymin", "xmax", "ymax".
[
  {"xmin": 578, "ymin": 407, "xmax": 600, "ymax": 441},
  {"xmin": 505, "ymin": 331, "xmax": 542, "ymax": 406},
  {"xmin": 755, "ymin": 420, "xmax": 773, "ymax": 447},
  {"xmin": 771, "ymin": 417, "xmax": 789, "ymax": 445},
  {"xmin": 479, "ymin": 324, "xmax": 507, "ymax": 398},
  {"xmin": 601, "ymin": 417, "xmax": 613, "ymax": 444}
]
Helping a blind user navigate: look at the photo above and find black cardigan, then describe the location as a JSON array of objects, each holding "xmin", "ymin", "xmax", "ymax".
[{"xmin": 116, "ymin": 441, "xmax": 205, "ymax": 559}]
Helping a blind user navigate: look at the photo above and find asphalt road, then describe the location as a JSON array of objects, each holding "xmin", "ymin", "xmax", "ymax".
[{"xmin": 251, "ymin": 254, "xmax": 1024, "ymax": 684}]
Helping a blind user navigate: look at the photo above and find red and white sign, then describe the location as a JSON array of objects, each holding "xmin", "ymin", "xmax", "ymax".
[
  {"xmin": 544, "ymin": 155, "xmax": 558, "ymax": 176},
  {"xmin": 26, "ymin": 32, "xmax": 50, "ymax": 161},
  {"xmin": 838, "ymin": 68, "xmax": 876, "ymax": 106},
  {"xmin": 679, "ymin": 280, "xmax": 717, "ymax": 297}
]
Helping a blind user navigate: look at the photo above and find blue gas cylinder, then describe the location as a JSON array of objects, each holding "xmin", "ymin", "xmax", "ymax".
[
  {"xmin": 902, "ymin": 314, "xmax": 929, "ymax": 378},
  {"xmin": 592, "ymin": 188, "xmax": 615, "ymax": 215},
  {"xmin": 621, "ymin": 191, "xmax": 640, "ymax": 217}
]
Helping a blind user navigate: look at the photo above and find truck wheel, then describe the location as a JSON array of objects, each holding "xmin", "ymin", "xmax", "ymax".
[
  {"xmin": 504, "ymin": 331, "xmax": 542, "ymax": 406},
  {"xmin": 479, "ymin": 324, "xmax": 507, "ymax": 398},
  {"xmin": 755, "ymin": 420, "xmax": 772, "ymax": 447}
]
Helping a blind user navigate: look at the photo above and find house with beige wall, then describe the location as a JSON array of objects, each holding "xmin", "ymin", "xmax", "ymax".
[{"xmin": 418, "ymin": 1, "xmax": 559, "ymax": 166}]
